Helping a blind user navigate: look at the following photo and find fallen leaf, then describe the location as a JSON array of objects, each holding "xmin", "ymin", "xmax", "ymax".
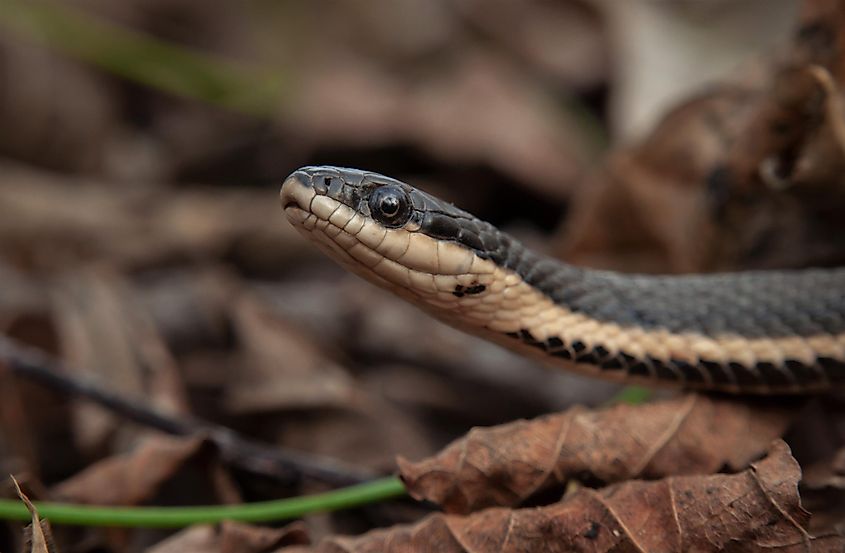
[
  {"xmin": 399, "ymin": 394, "xmax": 796, "ymax": 513},
  {"xmin": 559, "ymin": 2, "xmax": 845, "ymax": 274},
  {"xmin": 12, "ymin": 477, "xmax": 56, "ymax": 553},
  {"xmin": 299, "ymin": 442, "xmax": 844, "ymax": 552},
  {"xmin": 51, "ymin": 435, "xmax": 237, "ymax": 507},
  {"xmin": 225, "ymin": 292, "xmax": 355, "ymax": 413},
  {"xmin": 51, "ymin": 269, "xmax": 189, "ymax": 453}
]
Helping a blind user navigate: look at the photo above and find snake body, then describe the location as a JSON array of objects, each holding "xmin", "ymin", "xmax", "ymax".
[{"xmin": 280, "ymin": 166, "xmax": 845, "ymax": 394}]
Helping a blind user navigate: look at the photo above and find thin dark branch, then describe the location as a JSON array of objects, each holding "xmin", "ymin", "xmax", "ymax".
[{"xmin": 0, "ymin": 335, "xmax": 375, "ymax": 487}]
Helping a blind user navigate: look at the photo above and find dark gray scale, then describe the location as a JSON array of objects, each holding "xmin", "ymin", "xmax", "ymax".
[{"xmin": 421, "ymin": 212, "xmax": 463, "ymax": 241}]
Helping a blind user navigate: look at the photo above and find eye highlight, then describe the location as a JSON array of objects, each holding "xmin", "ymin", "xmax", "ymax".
[{"xmin": 368, "ymin": 185, "xmax": 411, "ymax": 227}]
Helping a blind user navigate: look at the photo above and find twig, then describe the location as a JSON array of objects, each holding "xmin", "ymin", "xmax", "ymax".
[{"xmin": 0, "ymin": 335, "xmax": 374, "ymax": 487}]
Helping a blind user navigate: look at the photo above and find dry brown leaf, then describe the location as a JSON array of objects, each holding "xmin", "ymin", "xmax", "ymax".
[
  {"xmin": 398, "ymin": 394, "xmax": 796, "ymax": 514},
  {"xmin": 299, "ymin": 442, "xmax": 843, "ymax": 553},
  {"xmin": 559, "ymin": 1, "xmax": 845, "ymax": 274},
  {"xmin": 12, "ymin": 477, "xmax": 56, "ymax": 553},
  {"xmin": 146, "ymin": 520, "xmax": 309, "ymax": 553},
  {"xmin": 226, "ymin": 292, "xmax": 355, "ymax": 413},
  {"xmin": 51, "ymin": 269, "xmax": 189, "ymax": 452},
  {"xmin": 558, "ymin": 88, "xmax": 754, "ymax": 273},
  {"xmin": 51, "ymin": 435, "xmax": 234, "ymax": 506}
]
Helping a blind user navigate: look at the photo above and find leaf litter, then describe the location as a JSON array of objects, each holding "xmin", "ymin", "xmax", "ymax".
[
  {"xmin": 398, "ymin": 394, "xmax": 798, "ymax": 514},
  {"xmin": 0, "ymin": 0, "xmax": 844, "ymax": 551},
  {"xmin": 293, "ymin": 442, "xmax": 843, "ymax": 552}
]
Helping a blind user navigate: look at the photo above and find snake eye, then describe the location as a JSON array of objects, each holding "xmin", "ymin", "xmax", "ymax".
[{"xmin": 369, "ymin": 185, "xmax": 411, "ymax": 227}]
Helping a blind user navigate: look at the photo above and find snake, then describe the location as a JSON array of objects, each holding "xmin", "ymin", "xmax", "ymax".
[{"xmin": 280, "ymin": 166, "xmax": 845, "ymax": 394}]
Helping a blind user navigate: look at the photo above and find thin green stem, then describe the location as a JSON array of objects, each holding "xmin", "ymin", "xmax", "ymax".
[{"xmin": 0, "ymin": 476, "xmax": 407, "ymax": 528}]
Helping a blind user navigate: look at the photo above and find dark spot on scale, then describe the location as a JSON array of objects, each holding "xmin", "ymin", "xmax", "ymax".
[
  {"xmin": 511, "ymin": 329, "xmax": 546, "ymax": 351},
  {"xmin": 452, "ymin": 284, "xmax": 487, "ymax": 298},
  {"xmin": 546, "ymin": 336, "xmax": 564, "ymax": 349},
  {"xmin": 464, "ymin": 284, "xmax": 486, "ymax": 295},
  {"xmin": 571, "ymin": 341, "xmax": 587, "ymax": 353},
  {"xmin": 675, "ymin": 360, "xmax": 705, "ymax": 383},
  {"xmin": 701, "ymin": 360, "xmax": 732, "ymax": 385},
  {"xmin": 754, "ymin": 361, "xmax": 791, "ymax": 387},
  {"xmin": 552, "ymin": 349, "xmax": 573, "ymax": 360},
  {"xmin": 505, "ymin": 331, "xmax": 520, "ymax": 339},
  {"xmin": 593, "ymin": 345, "xmax": 610, "ymax": 361},
  {"xmin": 620, "ymin": 352, "xmax": 637, "ymax": 365},
  {"xmin": 519, "ymin": 329, "xmax": 535, "ymax": 341},
  {"xmin": 729, "ymin": 362, "xmax": 760, "ymax": 386},
  {"xmin": 628, "ymin": 362, "xmax": 651, "ymax": 377},
  {"xmin": 576, "ymin": 351, "xmax": 598, "ymax": 365},
  {"xmin": 651, "ymin": 358, "xmax": 680, "ymax": 382},
  {"xmin": 785, "ymin": 359, "xmax": 823, "ymax": 384},
  {"xmin": 600, "ymin": 356, "xmax": 624, "ymax": 370},
  {"xmin": 452, "ymin": 283, "xmax": 486, "ymax": 297}
]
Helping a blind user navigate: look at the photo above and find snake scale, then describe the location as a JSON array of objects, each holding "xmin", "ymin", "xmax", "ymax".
[{"xmin": 280, "ymin": 166, "xmax": 845, "ymax": 394}]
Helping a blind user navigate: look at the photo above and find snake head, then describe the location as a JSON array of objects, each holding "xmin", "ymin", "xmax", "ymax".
[{"xmin": 280, "ymin": 166, "xmax": 509, "ymax": 305}]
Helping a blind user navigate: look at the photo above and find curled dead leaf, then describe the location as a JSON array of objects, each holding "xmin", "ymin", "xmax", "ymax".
[
  {"xmin": 398, "ymin": 394, "xmax": 796, "ymax": 513},
  {"xmin": 301, "ymin": 442, "xmax": 843, "ymax": 553}
]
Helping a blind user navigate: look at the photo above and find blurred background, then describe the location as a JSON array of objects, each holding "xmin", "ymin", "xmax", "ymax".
[{"xmin": 2, "ymin": 0, "xmax": 845, "ymax": 550}]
